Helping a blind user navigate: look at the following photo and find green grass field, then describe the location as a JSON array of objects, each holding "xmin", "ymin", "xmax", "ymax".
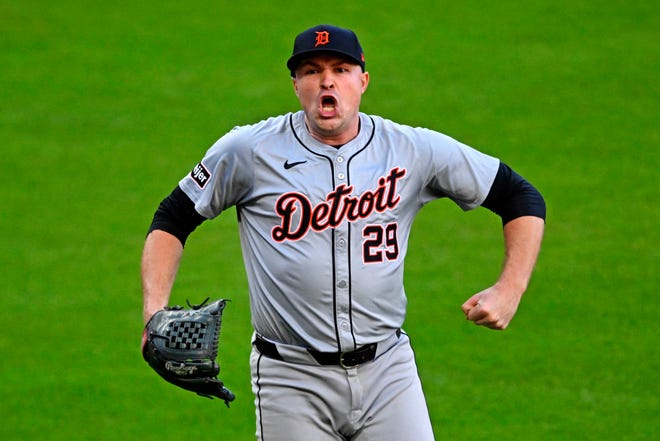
[{"xmin": 2, "ymin": 0, "xmax": 657, "ymax": 439}]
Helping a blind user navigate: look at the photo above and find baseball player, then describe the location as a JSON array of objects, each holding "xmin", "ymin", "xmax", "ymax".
[{"xmin": 141, "ymin": 24, "xmax": 545, "ymax": 440}]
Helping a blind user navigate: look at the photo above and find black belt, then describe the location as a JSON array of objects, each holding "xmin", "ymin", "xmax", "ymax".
[{"xmin": 254, "ymin": 335, "xmax": 396, "ymax": 368}]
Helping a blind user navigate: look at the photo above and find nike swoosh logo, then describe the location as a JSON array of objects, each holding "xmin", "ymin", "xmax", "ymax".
[{"xmin": 284, "ymin": 159, "xmax": 307, "ymax": 170}]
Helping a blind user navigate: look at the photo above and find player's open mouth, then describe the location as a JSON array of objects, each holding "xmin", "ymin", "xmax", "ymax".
[{"xmin": 319, "ymin": 96, "xmax": 337, "ymax": 116}]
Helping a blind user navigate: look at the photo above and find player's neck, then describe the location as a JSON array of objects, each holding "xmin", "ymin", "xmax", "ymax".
[{"xmin": 305, "ymin": 117, "xmax": 361, "ymax": 148}]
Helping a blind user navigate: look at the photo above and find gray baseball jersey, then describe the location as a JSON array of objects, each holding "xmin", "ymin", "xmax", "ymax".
[{"xmin": 179, "ymin": 111, "xmax": 499, "ymax": 353}]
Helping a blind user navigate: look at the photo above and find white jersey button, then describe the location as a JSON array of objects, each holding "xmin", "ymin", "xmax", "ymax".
[
  {"xmin": 338, "ymin": 173, "xmax": 345, "ymax": 180},
  {"xmin": 337, "ymin": 280, "xmax": 347, "ymax": 288},
  {"xmin": 337, "ymin": 156, "xmax": 344, "ymax": 163}
]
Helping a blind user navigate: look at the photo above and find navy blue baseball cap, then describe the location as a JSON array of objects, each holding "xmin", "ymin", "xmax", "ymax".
[{"xmin": 287, "ymin": 24, "xmax": 365, "ymax": 76}]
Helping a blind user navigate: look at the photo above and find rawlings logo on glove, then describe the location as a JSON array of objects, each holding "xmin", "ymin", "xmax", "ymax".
[{"xmin": 142, "ymin": 298, "xmax": 235, "ymax": 406}]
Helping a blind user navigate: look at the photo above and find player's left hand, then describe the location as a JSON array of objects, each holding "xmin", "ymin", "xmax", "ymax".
[{"xmin": 461, "ymin": 284, "xmax": 523, "ymax": 330}]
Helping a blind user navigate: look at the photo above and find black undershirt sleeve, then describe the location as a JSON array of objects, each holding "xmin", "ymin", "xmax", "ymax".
[
  {"xmin": 481, "ymin": 162, "xmax": 546, "ymax": 225},
  {"xmin": 147, "ymin": 185, "xmax": 206, "ymax": 246}
]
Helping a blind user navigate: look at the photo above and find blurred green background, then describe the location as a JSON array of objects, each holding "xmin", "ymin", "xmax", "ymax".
[{"xmin": 1, "ymin": 0, "xmax": 657, "ymax": 439}]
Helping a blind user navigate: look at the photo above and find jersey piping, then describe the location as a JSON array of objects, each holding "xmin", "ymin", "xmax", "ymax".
[{"xmin": 288, "ymin": 113, "xmax": 377, "ymax": 351}]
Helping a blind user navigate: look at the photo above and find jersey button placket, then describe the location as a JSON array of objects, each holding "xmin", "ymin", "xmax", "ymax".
[
  {"xmin": 335, "ymin": 156, "xmax": 346, "ymax": 181},
  {"xmin": 333, "ymin": 154, "xmax": 352, "ymax": 349},
  {"xmin": 336, "ymin": 156, "xmax": 346, "ymax": 181}
]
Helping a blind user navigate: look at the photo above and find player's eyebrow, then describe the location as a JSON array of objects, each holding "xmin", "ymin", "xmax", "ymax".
[{"xmin": 297, "ymin": 59, "xmax": 318, "ymax": 70}]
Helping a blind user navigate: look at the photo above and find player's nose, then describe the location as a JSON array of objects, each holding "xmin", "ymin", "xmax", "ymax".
[{"xmin": 320, "ymin": 70, "xmax": 335, "ymax": 89}]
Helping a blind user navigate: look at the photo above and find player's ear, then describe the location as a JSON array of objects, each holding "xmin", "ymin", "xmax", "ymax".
[
  {"xmin": 292, "ymin": 77, "xmax": 300, "ymax": 97},
  {"xmin": 361, "ymin": 71, "xmax": 370, "ymax": 94}
]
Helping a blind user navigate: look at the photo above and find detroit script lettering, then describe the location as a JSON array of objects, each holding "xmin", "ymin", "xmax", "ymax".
[{"xmin": 272, "ymin": 167, "xmax": 406, "ymax": 242}]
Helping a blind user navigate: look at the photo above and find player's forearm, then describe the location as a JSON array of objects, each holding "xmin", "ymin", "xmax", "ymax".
[
  {"xmin": 495, "ymin": 215, "xmax": 545, "ymax": 296},
  {"xmin": 141, "ymin": 229, "xmax": 184, "ymax": 324}
]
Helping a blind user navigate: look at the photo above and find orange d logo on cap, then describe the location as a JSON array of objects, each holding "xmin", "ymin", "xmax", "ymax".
[{"xmin": 315, "ymin": 31, "xmax": 330, "ymax": 47}]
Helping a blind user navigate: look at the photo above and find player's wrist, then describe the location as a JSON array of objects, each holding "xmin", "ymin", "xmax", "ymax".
[
  {"xmin": 493, "ymin": 277, "xmax": 527, "ymax": 298},
  {"xmin": 143, "ymin": 306, "xmax": 162, "ymax": 325}
]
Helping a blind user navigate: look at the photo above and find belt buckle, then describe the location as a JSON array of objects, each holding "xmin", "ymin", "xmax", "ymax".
[{"xmin": 339, "ymin": 351, "xmax": 353, "ymax": 369}]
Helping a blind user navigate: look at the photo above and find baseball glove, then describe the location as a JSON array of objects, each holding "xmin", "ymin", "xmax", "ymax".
[{"xmin": 142, "ymin": 297, "xmax": 235, "ymax": 406}]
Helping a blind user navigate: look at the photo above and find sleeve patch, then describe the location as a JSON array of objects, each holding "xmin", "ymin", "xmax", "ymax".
[{"xmin": 190, "ymin": 162, "xmax": 211, "ymax": 189}]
